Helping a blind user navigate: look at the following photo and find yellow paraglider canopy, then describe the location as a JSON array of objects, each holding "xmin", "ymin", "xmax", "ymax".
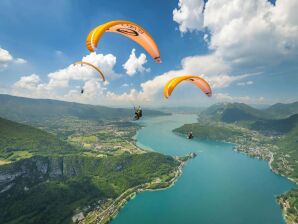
[
  {"xmin": 86, "ymin": 20, "xmax": 161, "ymax": 63},
  {"xmin": 73, "ymin": 61, "xmax": 105, "ymax": 81},
  {"xmin": 164, "ymin": 75, "xmax": 212, "ymax": 99}
]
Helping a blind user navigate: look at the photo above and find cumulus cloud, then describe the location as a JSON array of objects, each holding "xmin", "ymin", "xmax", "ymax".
[
  {"xmin": 0, "ymin": 48, "xmax": 13, "ymax": 69},
  {"xmin": 0, "ymin": 47, "xmax": 26, "ymax": 69},
  {"xmin": 12, "ymin": 59, "xmax": 175, "ymax": 106},
  {"xmin": 13, "ymin": 53, "xmax": 119, "ymax": 99},
  {"xmin": 11, "ymin": 74, "xmax": 54, "ymax": 99},
  {"xmin": 0, "ymin": 48, "xmax": 13, "ymax": 62},
  {"xmin": 11, "ymin": 52, "xmax": 119, "ymax": 104},
  {"xmin": 82, "ymin": 52, "xmax": 119, "ymax": 79},
  {"xmin": 173, "ymin": 0, "xmax": 298, "ymax": 71},
  {"xmin": 106, "ymin": 89, "xmax": 141, "ymax": 103},
  {"xmin": 47, "ymin": 52, "xmax": 118, "ymax": 88},
  {"xmin": 122, "ymin": 49, "xmax": 150, "ymax": 76},
  {"xmin": 63, "ymin": 79, "xmax": 107, "ymax": 104},
  {"xmin": 169, "ymin": 0, "xmax": 298, "ymax": 105},
  {"xmin": 15, "ymin": 58, "xmax": 27, "ymax": 64},
  {"xmin": 173, "ymin": 0, "xmax": 205, "ymax": 33},
  {"xmin": 105, "ymin": 57, "xmax": 255, "ymax": 105},
  {"xmin": 180, "ymin": 54, "xmax": 229, "ymax": 75},
  {"xmin": 204, "ymin": 0, "xmax": 298, "ymax": 69},
  {"xmin": 13, "ymin": 74, "xmax": 41, "ymax": 90}
]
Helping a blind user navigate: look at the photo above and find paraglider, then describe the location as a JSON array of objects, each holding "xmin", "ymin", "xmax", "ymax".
[
  {"xmin": 187, "ymin": 131, "xmax": 193, "ymax": 139},
  {"xmin": 80, "ymin": 88, "xmax": 84, "ymax": 94},
  {"xmin": 73, "ymin": 61, "xmax": 106, "ymax": 81},
  {"xmin": 164, "ymin": 75, "xmax": 212, "ymax": 99},
  {"xmin": 86, "ymin": 20, "xmax": 161, "ymax": 63},
  {"xmin": 134, "ymin": 106, "xmax": 143, "ymax": 120}
]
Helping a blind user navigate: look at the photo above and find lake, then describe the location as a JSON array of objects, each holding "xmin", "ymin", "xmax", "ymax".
[{"xmin": 112, "ymin": 114, "xmax": 295, "ymax": 224}]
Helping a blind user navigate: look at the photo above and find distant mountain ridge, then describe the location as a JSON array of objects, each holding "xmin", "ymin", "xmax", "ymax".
[
  {"xmin": 250, "ymin": 114, "xmax": 298, "ymax": 135},
  {"xmin": 200, "ymin": 102, "xmax": 268, "ymax": 123},
  {"xmin": 201, "ymin": 101, "xmax": 298, "ymax": 123},
  {"xmin": 265, "ymin": 101, "xmax": 298, "ymax": 118},
  {"xmin": 0, "ymin": 94, "xmax": 168, "ymax": 124}
]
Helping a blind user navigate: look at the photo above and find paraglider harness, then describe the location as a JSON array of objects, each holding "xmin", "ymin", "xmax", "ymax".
[{"xmin": 134, "ymin": 106, "xmax": 143, "ymax": 120}]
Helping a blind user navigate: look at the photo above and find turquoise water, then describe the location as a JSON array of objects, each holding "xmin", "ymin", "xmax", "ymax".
[{"xmin": 112, "ymin": 114, "xmax": 295, "ymax": 224}]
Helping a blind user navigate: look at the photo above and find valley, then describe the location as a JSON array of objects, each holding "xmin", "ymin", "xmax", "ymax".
[{"xmin": 0, "ymin": 95, "xmax": 180, "ymax": 224}]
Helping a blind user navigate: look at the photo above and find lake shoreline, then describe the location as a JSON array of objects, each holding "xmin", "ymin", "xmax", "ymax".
[
  {"xmin": 105, "ymin": 154, "xmax": 196, "ymax": 223},
  {"xmin": 233, "ymin": 144, "xmax": 297, "ymax": 224},
  {"xmin": 110, "ymin": 114, "xmax": 294, "ymax": 224},
  {"xmin": 174, "ymin": 121, "xmax": 297, "ymax": 224},
  {"xmin": 81, "ymin": 152, "xmax": 194, "ymax": 224}
]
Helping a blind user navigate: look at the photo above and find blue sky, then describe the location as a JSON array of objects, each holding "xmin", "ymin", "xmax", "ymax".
[{"xmin": 0, "ymin": 0, "xmax": 297, "ymax": 107}]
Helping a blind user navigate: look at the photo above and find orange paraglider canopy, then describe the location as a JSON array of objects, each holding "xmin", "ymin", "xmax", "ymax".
[
  {"xmin": 86, "ymin": 20, "xmax": 161, "ymax": 63},
  {"xmin": 164, "ymin": 75, "xmax": 212, "ymax": 99}
]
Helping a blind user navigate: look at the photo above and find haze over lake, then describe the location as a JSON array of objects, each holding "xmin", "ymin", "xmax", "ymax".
[{"xmin": 112, "ymin": 114, "xmax": 295, "ymax": 224}]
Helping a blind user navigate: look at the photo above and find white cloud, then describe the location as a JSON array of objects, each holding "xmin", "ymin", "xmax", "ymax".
[
  {"xmin": 214, "ymin": 92, "xmax": 266, "ymax": 104},
  {"xmin": 173, "ymin": 0, "xmax": 298, "ymax": 71},
  {"xmin": 173, "ymin": 0, "xmax": 205, "ymax": 33},
  {"xmin": 11, "ymin": 74, "xmax": 54, "ymax": 99},
  {"xmin": 13, "ymin": 74, "xmax": 41, "ymax": 90},
  {"xmin": 63, "ymin": 79, "xmax": 107, "ymax": 104},
  {"xmin": 82, "ymin": 52, "xmax": 119, "ymax": 79},
  {"xmin": 169, "ymin": 0, "xmax": 298, "ymax": 105},
  {"xmin": 0, "ymin": 48, "xmax": 13, "ymax": 62},
  {"xmin": 181, "ymin": 54, "xmax": 229, "ymax": 75},
  {"xmin": 94, "ymin": 69, "xmax": 184, "ymax": 106},
  {"xmin": 205, "ymin": 0, "xmax": 298, "ymax": 69},
  {"xmin": 106, "ymin": 56, "xmax": 255, "ymax": 106},
  {"xmin": 0, "ymin": 48, "xmax": 13, "ymax": 69},
  {"xmin": 0, "ymin": 47, "xmax": 27, "ymax": 69},
  {"xmin": 106, "ymin": 89, "xmax": 141, "ymax": 103},
  {"xmin": 237, "ymin": 80, "xmax": 254, "ymax": 86},
  {"xmin": 11, "ymin": 52, "xmax": 119, "ymax": 104},
  {"xmin": 11, "ymin": 74, "xmax": 55, "ymax": 98},
  {"xmin": 47, "ymin": 52, "xmax": 118, "ymax": 88},
  {"xmin": 208, "ymin": 74, "xmax": 255, "ymax": 88},
  {"xmin": 122, "ymin": 49, "xmax": 150, "ymax": 76},
  {"xmin": 14, "ymin": 58, "xmax": 27, "ymax": 64}
]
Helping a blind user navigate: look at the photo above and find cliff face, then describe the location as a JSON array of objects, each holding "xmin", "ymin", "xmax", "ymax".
[
  {"xmin": 0, "ymin": 156, "xmax": 98, "ymax": 193},
  {"xmin": 0, "ymin": 152, "xmax": 179, "ymax": 224}
]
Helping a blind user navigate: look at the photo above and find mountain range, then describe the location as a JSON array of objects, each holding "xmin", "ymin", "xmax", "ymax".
[
  {"xmin": 201, "ymin": 101, "xmax": 298, "ymax": 123},
  {"xmin": 0, "ymin": 94, "xmax": 168, "ymax": 124}
]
